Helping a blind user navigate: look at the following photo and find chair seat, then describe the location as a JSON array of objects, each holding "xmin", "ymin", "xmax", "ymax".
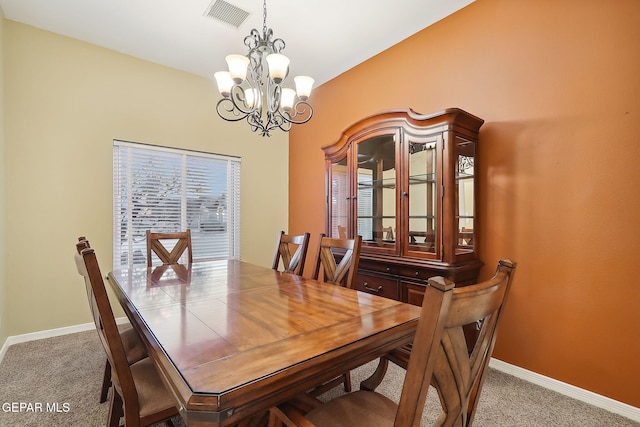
[
  {"xmin": 305, "ymin": 391, "xmax": 399, "ymax": 427},
  {"xmin": 129, "ymin": 358, "xmax": 178, "ymax": 421},
  {"xmin": 100, "ymin": 326, "xmax": 147, "ymax": 404}
]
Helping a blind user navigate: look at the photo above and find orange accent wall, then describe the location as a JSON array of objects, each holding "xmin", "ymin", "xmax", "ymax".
[{"xmin": 289, "ymin": 0, "xmax": 640, "ymax": 407}]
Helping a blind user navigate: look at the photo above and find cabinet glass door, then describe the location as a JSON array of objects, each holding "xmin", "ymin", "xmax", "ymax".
[
  {"xmin": 329, "ymin": 157, "xmax": 349, "ymax": 239},
  {"xmin": 455, "ymin": 137, "xmax": 475, "ymax": 253},
  {"xmin": 407, "ymin": 136, "xmax": 439, "ymax": 256},
  {"xmin": 356, "ymin": 134, "xmax": 397, "ymax": 251}
]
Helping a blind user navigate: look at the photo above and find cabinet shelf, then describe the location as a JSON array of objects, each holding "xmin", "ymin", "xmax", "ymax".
[
  {"xmin": 408, "ymin": 174, "xmax": 436, "ymax": 184},
  {"xmin": 455, "ymin": 173, "xmax": 474, "ymax": 179},
  {"xmin": 358, "ymin": 182, "xmax": 397, "ymax": 189}
]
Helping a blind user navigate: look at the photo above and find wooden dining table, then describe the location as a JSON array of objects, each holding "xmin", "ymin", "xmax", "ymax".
[{"xmin": 107, "ymin": 260, "xmax": 421, "ymax": 426}]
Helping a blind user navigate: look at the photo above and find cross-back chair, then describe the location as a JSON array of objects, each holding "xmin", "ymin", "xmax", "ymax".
[
  {"xmin": 272, "ymin": 231, "xmax": 311, "ymax": 276},
  {"xmin": 146, "ymin": 229, "xmax": 192, "ymax": 267},
  {"xmin": 269, "ymin": 259, "xmax": 517, "ymax": 427},
  {"xmin": 306, "ymin": 234, "xmax": 362, "ymax": 397},
  {"xmin": 383, "ymin": 226, "xmax": 395, "ymax": 241},
  {"xmin": 74, "ymin": 240, "xmax": 179, "ymax": 426},
  {"xmin": 312, "ymin": 234, "xmax": 362, "ymax": 289},
  {"xmin": 76, "ymin": 237, "xmax": 147, "ymax": 404}
]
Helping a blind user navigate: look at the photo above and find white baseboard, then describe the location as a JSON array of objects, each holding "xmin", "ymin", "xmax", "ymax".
[
  {"xmin": 489, "ymin": 358, "xmax": 640, "ymax": 422},
  {"xmin": 0, "ymin": 318, "xmax": 130, "ymax": 365}
]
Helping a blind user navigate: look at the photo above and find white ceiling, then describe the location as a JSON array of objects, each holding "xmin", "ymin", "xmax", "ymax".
[{"xmin": 0, "ymin": 0, "xmax": 474, "ymax": 86}]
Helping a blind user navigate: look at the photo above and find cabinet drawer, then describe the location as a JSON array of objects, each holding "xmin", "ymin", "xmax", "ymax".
[
  {"xmin": 398, "ymin": 266, "xmax": 438, "ymax": 281},
  {"xmin": 397, "ymin": 262, "xmax": 482, "ymax": 285},
  {"xmin": 358, "ymin": 259, "xmax": 399, "ymax": 275},
  {"xmin": 354, "ymin": 273, "xmax": 399, "ymax": 300}
]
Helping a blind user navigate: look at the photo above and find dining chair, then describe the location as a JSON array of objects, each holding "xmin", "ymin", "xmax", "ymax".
[
  {"xmin": 146, "ymin": 229, "xmax": 193, "ymax": 267},
  {"xmin": 311, "ymin": 234, "xmax": 362, "ymax": 289},
  {"xmin": 74, "ymin": 241, "xmax": 179, "ymax": 426},
  {"xmin": 307, "ymin": 234, "xmax": 362, "ymax": 397},
  {"xmin": 76, "ymin": 238, "xmax": 148, "ymax": 404},
  {"xmin": 383, "ymin": 226, "xmax": 394, "ymax": 241},
  {"xmin": 272, "ymin": 231, "xmax": 311, "ymax": 276},
  {"xmin": 269, "ymin": 259, "xmax": 517, "ymax": 427}
]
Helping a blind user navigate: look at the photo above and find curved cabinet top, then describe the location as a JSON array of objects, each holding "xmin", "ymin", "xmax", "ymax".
[{"xmin": 322, "ymin": 108, "xmax": 485, "ymax": 159}]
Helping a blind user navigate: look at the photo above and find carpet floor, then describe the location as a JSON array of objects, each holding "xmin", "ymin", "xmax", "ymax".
[{"xmin": 0, "ymin": 330, "xmax": 637, "ymax": 426}]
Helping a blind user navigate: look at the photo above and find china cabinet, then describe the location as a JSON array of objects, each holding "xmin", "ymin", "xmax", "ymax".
[{"xmin": 323, "ymin": 108, "xmax": 484, "ymax": 304}]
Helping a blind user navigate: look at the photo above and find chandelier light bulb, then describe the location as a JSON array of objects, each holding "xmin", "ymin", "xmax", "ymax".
[
  {"xmin": 294, "ymin": 76, "xmax": 314, "ymax": 101},
  {"xmin": 245, "ymin": 88, "xmax": 259, "ymax": 109},
  {"xmin": 280, "ymin": 88, "xmax": 297, "ymax": 111},
  {"xmin": 266, "ymin": 53, "xmax": 290, "ymax": 84},
  {"xmin": 214, "ymin": 71, "xmax": 234, "ymax": 97},
  {"xmin": 225, "ymin": 54, "xmax": 250, "ymax": 84}
]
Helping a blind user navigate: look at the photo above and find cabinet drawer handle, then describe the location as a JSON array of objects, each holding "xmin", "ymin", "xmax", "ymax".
[
  {"xmin": 364, "ymin": 282, "xmax": 383, "ymax": 293},
  {"xmin": 415, "ymin": 271, "xmax": 420, "ymax": 276}
]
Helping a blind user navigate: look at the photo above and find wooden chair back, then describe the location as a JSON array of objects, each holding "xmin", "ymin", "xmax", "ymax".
[
  {"xmin": 77, "ymin": 238, "xmax": 108, "ymax": 402},
  {"xmin": 383, "ymin": 226, "xmax": 394, "ymax": 241},
  {"xmin": 146, "ymin": 229, "xmax": 192, "ymax": 267},
  {"xmin": 396, "ymin": 259, "xmax": 517, "ymax": 426},
  {"xmin": 312, "ymin": 234, "xmax": 362, "ymax": 288},
  {"xmin": 424, "ymin": 259, "xmax": 516, "ymax": 426},
  {"xmin": 74, "ymin": 244, "xmax": 143, "ymax": 424},
  {"xmin": 272, "ymin": 231, "xmax": 311, "ymax": 276}
]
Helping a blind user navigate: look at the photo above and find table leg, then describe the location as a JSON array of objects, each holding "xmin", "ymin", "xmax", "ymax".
[{"xmin": 359, "ymin": 357, "xmax": 389, "ymax": 391}]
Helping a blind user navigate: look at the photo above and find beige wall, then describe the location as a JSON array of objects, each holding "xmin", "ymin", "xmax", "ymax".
[
  {"xmin": 0, "ymin": 8, "xmax": 6, "ymax": 346},
  {"xmin": 2, "ymin": 21, "xmax": 289, "ymax": 338},
  {"xmin": 289, "ymin": 0, "xmax": 640, "ymax": 407}
]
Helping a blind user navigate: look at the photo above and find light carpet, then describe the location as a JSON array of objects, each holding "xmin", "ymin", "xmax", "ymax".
[{"xmin": 0, "ymin": 330, "xmax": 637, "ymax": 426}]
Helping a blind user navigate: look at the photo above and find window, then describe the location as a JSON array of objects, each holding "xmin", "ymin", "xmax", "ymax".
[{"xmin": 113, "ymin": 140, "xmax": 241, "ymax": 267}]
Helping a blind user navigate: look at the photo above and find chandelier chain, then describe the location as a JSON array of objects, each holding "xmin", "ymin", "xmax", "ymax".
[{"xmin": 262, "ymin": 0, "xmax": 268, "ymax": 36}]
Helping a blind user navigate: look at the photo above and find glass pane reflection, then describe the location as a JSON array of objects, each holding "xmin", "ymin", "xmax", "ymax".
[
  {"xmin": 408, "ymin": 141, "xmax": 437, "ymax": 253},
  {"xmin": 356, "ymin": 135, "xmax": 396, "ymax": 247}
]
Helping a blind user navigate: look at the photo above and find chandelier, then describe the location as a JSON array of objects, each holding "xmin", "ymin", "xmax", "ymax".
[{"xmin": 214, "ymin": 0, "xmax": 314, "ymax": 137}]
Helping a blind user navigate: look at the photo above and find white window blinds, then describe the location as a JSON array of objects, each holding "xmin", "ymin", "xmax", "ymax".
[{"xmin": 113, "ymin": 140, "xmax": 241, "ymax": 267}]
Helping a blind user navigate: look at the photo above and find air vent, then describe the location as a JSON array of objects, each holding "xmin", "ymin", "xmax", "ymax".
[{"xmin": 204, "ymin": 0, "xmax": 251, "ymax": 29}]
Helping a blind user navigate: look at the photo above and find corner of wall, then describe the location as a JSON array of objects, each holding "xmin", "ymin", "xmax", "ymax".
[{"xmin": 0, "ymin": 7, "xmax": 7, "ymax": 348}]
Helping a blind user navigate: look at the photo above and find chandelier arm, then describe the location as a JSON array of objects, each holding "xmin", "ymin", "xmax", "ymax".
[
  {"xmin": 216, "ymin": 98, "xmax": 250, "ymax": 122},
  {"xmin": 266, "ymin": 79, "xmax": 281, "ymax": 114},
  {"xmin": 247, "ymin": 112, "xmax": 267, "ymax": 135},
  {"xmin": 274, "ymin": 112, "xmax": 293, "ymax": 133},
  {"xmin": 272, "ymin": 37, "xmax": 285, "ymax": 53},
  {"xmin": 269, "ymin": 111, "xmax": 287, "ymax": 131},
  {"xmin": 247, "ymin": 51, "xmax": 262, "ymax": 81},
  {"xmin": 249, "ymin": 113, "xmax": 274, "ymax": 137},
  {"xmin": 231, "ymin": 85, "xmax": 254, "ymax": 115},
  {"xmin": 244, "ymin": 29, "xmax": 260, "ymax": 50},
  {"xmin": 280, "ymin": 101, "xmax": 314, "ymax": 125}
]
